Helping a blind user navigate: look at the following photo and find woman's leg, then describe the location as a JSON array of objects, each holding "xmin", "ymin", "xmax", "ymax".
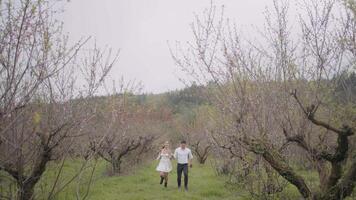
[
  {"xmin": 164, "ymin": 172, "xmax": 168, "ymax": 187},
  {"xmin": 159, "ymin": 172, "xmax": 164, "ymax": 184}
]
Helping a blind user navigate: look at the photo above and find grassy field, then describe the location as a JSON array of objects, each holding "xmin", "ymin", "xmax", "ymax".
[
  {"xmin": 37, "ymin": 159, "xmax": 248, "ymax": 200},
  {"xmin": 8, "ymin": 159, "xmax": 354, "ymax": 200}
]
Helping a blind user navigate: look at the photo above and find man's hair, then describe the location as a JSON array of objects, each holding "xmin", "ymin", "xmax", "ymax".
[{"xmin": 181, "ymin": 140, "xmax": 187, "ymax": 144}]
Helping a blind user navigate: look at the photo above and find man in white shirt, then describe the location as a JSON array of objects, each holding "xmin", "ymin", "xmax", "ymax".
[{"xmin": 174, "ymin": 140, "xmax": 193, "ymax": 191}]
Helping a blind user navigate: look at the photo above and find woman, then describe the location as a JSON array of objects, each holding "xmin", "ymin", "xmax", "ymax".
[{"xmin": 156, "ymin": 141, "xmax": 173, "ymax": 187}]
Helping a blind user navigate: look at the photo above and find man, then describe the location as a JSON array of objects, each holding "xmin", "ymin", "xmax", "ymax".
[{"xmin": 174, "ymin": 140, "xmax": 193, "ymax": 191}]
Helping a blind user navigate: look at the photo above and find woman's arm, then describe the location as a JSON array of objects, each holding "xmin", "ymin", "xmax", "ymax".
[
  {"xmin": 156, "ymin": 150, "xmax": 161, "ymax": 160},
  {"xmin": 169, "ymin": 150, "xmax": 174, "ymax": 159},
  {"xmin": 173, "ymin": 149, "xmax": 178, "ymax": 159}
]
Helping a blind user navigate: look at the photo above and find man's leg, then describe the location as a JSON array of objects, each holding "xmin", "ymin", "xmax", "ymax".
[
  {"xmin": 183, "ymin": 164, "xmax": 188, "ymax": 190},
  {"xmin": 177, "ymin": 164, "xmax": 183, "ymax": 188}
]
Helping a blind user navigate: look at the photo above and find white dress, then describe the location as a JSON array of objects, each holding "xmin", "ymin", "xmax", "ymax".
[{"xmin": 156, "ymin": 151, "xmax": 173, "ymax": 172}]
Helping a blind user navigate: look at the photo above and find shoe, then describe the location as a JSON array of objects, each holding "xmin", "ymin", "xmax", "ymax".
[
  {"xmin": 160, "ymin": 177, "xmax": 164, "ymax": 185},
  {"xmin": 184, "ymin": 187, "xmax": 188, "ymax": 191},
  {"xmin": 164, "ymin": 182, "xmax": 167, "ymax": 187}
]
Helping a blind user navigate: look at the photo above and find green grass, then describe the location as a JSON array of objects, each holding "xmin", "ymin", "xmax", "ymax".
[
  {"xmin": 10, "ymin": 159, "xmax": 355, "ymax": 200},
  {"xmin": 37, "ymin": 160, "xmax": 247, "ymax": 200}
]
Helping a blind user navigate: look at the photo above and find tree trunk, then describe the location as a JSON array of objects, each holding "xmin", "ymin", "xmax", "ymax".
[
  {"xmin": 11, "ymin": 146, "xmax": 51, "ymax": 200},
  {"xmin": 111, "ymin": 159, "xmax": 122, "ymax": 174},
  {"xmin": 111, "ymin": 160, "xmax": 118, "ymax": 174},
  {"xmin": 315, "ymin": 160, "xmax": 329, "ymax": 193},
  {"xmin": 17, "ymin": 183, "xmax": 35, "ymax": 200},
  {"xmin": 194, "ymin": 145, "xmax": 210, "ymax": 164},
  {"xmin": 245, "ymin": 138, "xmax": 313, "ymax": 199},
  {"xmin": 320, "ymin": 155, "xmax": 356, "ymax": 200},
  {"xmin": 199, "ymin": 157, "xmax": 207, "ymax": 164},
  {"xmin": 197, "ymin": 153, "xmax": 208, "ymax": 164}
]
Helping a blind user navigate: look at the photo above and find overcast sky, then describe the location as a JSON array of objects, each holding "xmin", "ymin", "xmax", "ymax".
[{"xmin": 62, "ymin": 0, "xmax": 273, "ymax": 93}]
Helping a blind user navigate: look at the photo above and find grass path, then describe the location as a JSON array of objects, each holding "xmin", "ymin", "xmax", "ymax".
[
  {"xmin": 51, "ymin": 160, "xmax": 246, "ymax": 200},
  {"xmin": 88, "ymin": 163, "xmax": 239, "ymax": 200}
]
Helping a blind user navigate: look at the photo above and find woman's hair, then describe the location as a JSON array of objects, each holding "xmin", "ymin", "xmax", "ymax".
[{"xmin": 161, "ymin": 141, "xmax": 170, "ymax": 150}]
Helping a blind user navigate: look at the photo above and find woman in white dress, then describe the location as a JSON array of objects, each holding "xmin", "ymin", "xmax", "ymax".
[{"xmin": 156, "ymin": 141, "xmax": 173, "ymax": 187}]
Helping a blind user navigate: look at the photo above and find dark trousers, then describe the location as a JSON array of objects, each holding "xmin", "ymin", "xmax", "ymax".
[{"xmin": 177, "ymin": 163, "xmax": 188, "ymax": 188}]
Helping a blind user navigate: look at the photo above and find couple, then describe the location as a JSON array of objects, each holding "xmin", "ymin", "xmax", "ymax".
[{"xmin": 156, "ymin": 140, "xmax": 193, "ymax": 191}]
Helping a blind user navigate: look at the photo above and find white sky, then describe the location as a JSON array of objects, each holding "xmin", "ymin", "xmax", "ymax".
[{"xmin": 62, "ymin": 0, "xmax": 273, "ymax": 93}]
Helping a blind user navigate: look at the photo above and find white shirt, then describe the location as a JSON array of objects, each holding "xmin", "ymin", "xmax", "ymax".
[{"xmin": 174, "ymin": 147, "xmax": 193, "ymax": 164}]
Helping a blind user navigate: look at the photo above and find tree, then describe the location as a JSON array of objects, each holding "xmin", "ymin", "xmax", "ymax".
[
  {"xmin": 89, "ymin": 93, "xmax": 157, "ymax": 175},
  {"xmin": 0, "ymin": 1, "xmax": 116, "ymax": 199},
  {"xmin": 172, "ymin": 0, "xmax": 356, "ymax": 199},
  {"xmin": 174, "ymin": 105, "xmax": 214, "ymax": 164}
]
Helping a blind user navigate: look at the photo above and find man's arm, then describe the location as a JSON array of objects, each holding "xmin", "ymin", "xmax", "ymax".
[{"xmin": 188, "ymin": 149, "xmax": 193, "ymax": 167}]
